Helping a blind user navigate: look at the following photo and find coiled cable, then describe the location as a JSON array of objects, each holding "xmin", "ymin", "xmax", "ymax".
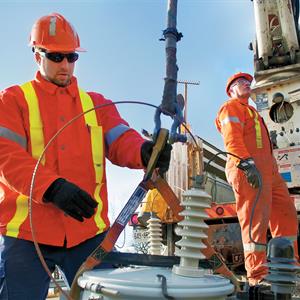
[
  {"xmin": 28, "ymin": 100, "xmax": 195, "ymax": 299},
  {"xmin": 204, "ymin": 151, "xmax": 265, "ymax": 247}
]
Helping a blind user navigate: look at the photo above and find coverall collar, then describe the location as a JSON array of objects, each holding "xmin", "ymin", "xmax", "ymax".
[
  {"xmin": 231, "ymin": 96, "xmax": 249, "ymax": 105},
  {"xmin": 34, "ymin": 71, "xmax": 79, "ymax": 99}
]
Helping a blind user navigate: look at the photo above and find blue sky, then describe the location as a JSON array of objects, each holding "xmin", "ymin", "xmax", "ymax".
[
  {"xmin": 1, "ymin": 0, "xmax": 254, "ymax": 148},
  {"xmin": 0, "ymin": 0, "xmax": 255, "ymax": 243}
]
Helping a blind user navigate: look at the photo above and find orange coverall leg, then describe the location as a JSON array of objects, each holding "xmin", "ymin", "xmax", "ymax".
[{"xmin": 227, "ymin": 158, "xmax": 298, "ymax": 286}]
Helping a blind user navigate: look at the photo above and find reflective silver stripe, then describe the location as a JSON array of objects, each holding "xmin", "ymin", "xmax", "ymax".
[
  {"xmin": 105, "ymin": 124, "xmax": 130, "ymax": 146},
  {"xmin": 49, "ymin": 17, "xmax": 56, "ymax": 36},
  {"xmin": 243, "ymin": 243, "xmax": 266, "ymax": 252},
  {"xmin": 283, "ymin": 235, "xmax": 297, "ymax": 242},
  {"xmin": 0, "ymin": 126, "xmax": 27, "ymax": 149},
  {"xmin": 220, "ymin": 116, "xmax": 243, "ymax": 127}
]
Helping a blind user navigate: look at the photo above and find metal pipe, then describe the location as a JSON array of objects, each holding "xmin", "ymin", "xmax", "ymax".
[{"xmin": 161, "ymin": 0, "xmax": 179, "ymax": 116}]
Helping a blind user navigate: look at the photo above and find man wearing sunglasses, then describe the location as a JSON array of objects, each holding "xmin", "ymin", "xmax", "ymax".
[
  {"xmin": 0, "ymin": 13, "xmax": 172, "ymax": 299},
  {"xmin": 215, "ymin": 72, "xmax": 298, "ymax": 291}
]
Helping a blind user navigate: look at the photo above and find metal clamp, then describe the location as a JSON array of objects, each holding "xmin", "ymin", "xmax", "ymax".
[
  {"xmin": 159, "ymin": 27, "xmax": 183, "ymax": 42},
  {"xmin": 153, "ymin": 107, "xmax": 187, "ymax": 144}
]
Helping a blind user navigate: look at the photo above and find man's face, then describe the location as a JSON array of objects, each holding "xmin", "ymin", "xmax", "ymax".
[
  {"xmin": 35, "ymin": 50, "xmax": 78, "ymax": 87},
  {"xmin": 229, "ymin": 78, "xmax": 251, "ymax": 98}
]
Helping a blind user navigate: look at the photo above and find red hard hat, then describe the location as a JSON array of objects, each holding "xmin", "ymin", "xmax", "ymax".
[
  {"xmin": 29, "ymin": 13, "xmax": 86, "ymax": 52},
  {"xmin": 226, "ymin": 72, "xmax": 253, "ymax": 96}
]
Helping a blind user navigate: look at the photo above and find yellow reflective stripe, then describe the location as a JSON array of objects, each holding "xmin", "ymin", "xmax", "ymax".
[
  {"xmin": 91, "ymin": 126, "xmax": 103, "ymax": 183},
  {"xmin": 6, "ymin": 194, "xmax": 28, "ymax": 237},
  {"xmin": 247, "ymin": 108, "xmax": 263, "ymax": 149},
  {"xmin": 94, "ymin": 183, "xmax": 106, "ymax": 233},
  {"xmin": 7, "ymin": 82, "xmax": 45, "ymax": 237},
  {"xmin": 20, "ymin": 82, "xmax": 45, "ymax": 165},
  {"xmin": 79, "ymin": 89, "xmax": 105, "ymax": 231},
  {"xmin": 79, "ymin": 89, "xmax": 103, "ymax": 183},
  {"xmin": 247, "ymin": 107, "xmax": 253, "ymax": 118},
  {"xmin": 253, "ymin": 111, "xmax": 262, "ymax": 148},
  {"xmin": 79, "ymin": 89, "xmax": 98, "ymax": 126}
]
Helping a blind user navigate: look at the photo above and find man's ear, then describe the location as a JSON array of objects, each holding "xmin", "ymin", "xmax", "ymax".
[
  {"xmin": 228, "ymin": 87, "xmax": 235, "ymax": 98},
  {"xmin": 34, "ymin": 51, "xmax": 41, "ymax": 65}
]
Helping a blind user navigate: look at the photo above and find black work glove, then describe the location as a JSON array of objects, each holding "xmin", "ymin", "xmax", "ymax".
[
  {"xmin": 43, "ymin": 178, "xmax": 98, "ymax": 222},
  {"xmin": 237, "ymin": 158, "xmax": 261, "ymax": 189},
  {"xmin": 141, "ymin": 140, "xmax": 172, "ymax": 175}
]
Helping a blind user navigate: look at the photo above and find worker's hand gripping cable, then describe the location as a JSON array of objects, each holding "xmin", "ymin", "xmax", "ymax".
[
  {"xmin": 205, "ymin": 151, "xmax": 264, "ymax": 248},
  {"xmin": 237, "ymin": 157, "xmax": 260, "ymax": 189}
]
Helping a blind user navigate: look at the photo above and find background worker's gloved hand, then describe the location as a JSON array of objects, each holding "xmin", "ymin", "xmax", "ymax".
[
  {"xmin": 43, "ymin": 178, "xmax": 98, "ymax": 222},
  {"xmin": 141, "ymin": 140, "xmax": 172, "ymax": 175},
  {"xmin": 237, "ymin": 158, "xmax": 261, "ymax": 188}
]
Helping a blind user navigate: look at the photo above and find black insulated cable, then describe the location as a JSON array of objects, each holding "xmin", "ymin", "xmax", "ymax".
[{"xmin": 204, "ymin": 151, "xmax": 265, "ymax": 248}]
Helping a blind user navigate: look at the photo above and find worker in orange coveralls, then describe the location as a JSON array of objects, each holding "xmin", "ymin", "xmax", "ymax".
[
  {"xmin": 215, "ymin": 72, "xmax": 298, "ymax": 288},
  {"xmin": 0, "ymin": 13, "xmax": 171, "ymax": 300}
]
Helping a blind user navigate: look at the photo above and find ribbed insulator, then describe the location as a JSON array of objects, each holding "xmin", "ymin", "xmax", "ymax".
[
  {"xmin": 173, "ymin": 187, "xmax": 211, "ymax": 277},
  {"xmin": 265, "ymin": 237, "xmax": 300, "ymax": 295},
  {"xmin": 147, "ymin": 215, "xmax": 162, "ymax": 255}
]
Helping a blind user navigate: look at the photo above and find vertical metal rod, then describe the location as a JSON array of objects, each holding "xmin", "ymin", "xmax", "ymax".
[
  {"xmin": 167, "ymin": 223, "xmax": 175, "ymax": 256},
  {"xmin": 177, "ymin": 80, "xmax": 200, "ymax": 124},
  {"xmin": 184, "ymin": 83, "xmax": 187, "ymax": 122}
]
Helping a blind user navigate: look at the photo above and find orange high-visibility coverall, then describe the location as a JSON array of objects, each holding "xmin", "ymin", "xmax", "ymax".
[{"xmin": 215, "ymin": 97, "xmax": 298, "ymax": 286}]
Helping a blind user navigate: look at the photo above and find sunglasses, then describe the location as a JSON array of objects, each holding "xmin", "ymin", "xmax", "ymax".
[
  {"xmin": 230, "ymin": 78, "xmax": 251, "ymax": 89},
  {"xmin": 39, "ymin": 51, "xmax": 79, "ymax": 63}
]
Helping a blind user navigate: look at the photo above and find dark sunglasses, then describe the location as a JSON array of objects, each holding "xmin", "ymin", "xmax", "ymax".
[
  {"xmin": 230, "ymin": 78, "xmax": 251, "ymax": 88},
  {"xmin": 39, "ymin": 51, "xmax": 79, "ymax": 63}
]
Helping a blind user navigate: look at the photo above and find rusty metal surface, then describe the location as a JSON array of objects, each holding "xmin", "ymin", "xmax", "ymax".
[{"xmin": 207, "ymin": 223, "xmax": 245, "ymax": 273}]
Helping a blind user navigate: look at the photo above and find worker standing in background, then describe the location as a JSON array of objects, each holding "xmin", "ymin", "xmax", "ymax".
[
  {"xmin": 0, "ymin": 13, "xmax": 171, "ymax": 300},
  {"xmin": 215, "ymin": 72, "xmax": 298, "ymax": 288}
]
